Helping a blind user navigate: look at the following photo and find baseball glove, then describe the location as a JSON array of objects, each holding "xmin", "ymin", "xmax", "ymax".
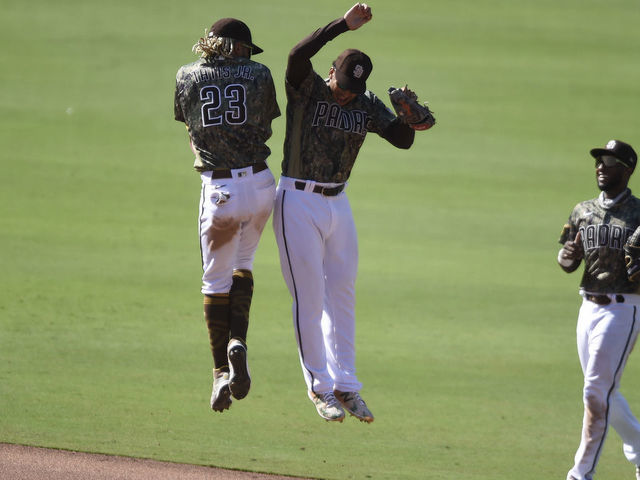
[
  {"xmin": 388, "ymin": 86, "xmax": 436, "ymax": 131},
  {"xmin": 624, "ymin": 226, "xmax": 640, "ymax": 282}
]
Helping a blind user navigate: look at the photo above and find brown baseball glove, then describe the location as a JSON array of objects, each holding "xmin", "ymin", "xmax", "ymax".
[{"xmin": 388, "ymin": 86, "xmax": 436, "ymax": 131}]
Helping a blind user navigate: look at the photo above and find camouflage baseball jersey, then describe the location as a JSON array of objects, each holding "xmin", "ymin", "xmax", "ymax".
[
  {"xmin": 281, "ymin": 70, "xmax": 396, "ymax": 183},
  {"xmin": 174, "ymin": 56, "xmax": 280, "ymax": 171},
  {"xmin": 559, "ymin": 189, "xmax": 640, "ymax": 293}
]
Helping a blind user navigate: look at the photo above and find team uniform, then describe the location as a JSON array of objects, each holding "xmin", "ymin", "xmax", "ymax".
[
  {"xmin": 175, "ymin": 55, "xmax": 279, "ymax": 295},
  {"xmin": 174, "ymin": 19, "xmax": 280, "ymax": 412},
  {"xmin": 273, "ymin": 15, "xmax": 415, "ymax": 422},
  {"xmin": 560, "ymin": 189, "xmax": 640, "ymax": 480}
]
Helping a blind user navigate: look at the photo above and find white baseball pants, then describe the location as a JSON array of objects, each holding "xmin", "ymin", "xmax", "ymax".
[
  {"xmin": 198, "ymin": 167, "xmax": 276, "ymax": 295},
  {"xmin": 568, "ymin": 295, "xmax": 640, "ymax": 480},
  {"xmin": 273, "ymin": 176, "xmax": 362, "ymax": 394}
]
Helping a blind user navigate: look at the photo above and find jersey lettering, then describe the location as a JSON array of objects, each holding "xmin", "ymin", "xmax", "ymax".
[
  {"xmin": 311, "ymin": 101, "xmax": 368, "ymax": 136},
  {"xmin": 191, "ymin": 66, "xmax": 232, "ymax": 83},
  {"xmin": 579, "ymin": 224, "xmax": 633, "ymax": 251},
  {"xmin": 200, "ymin": 84, "xmax": 248, "ymax": 127}
]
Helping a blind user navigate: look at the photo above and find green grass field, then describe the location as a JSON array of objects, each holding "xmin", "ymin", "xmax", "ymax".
[{"xmin": 2, "ymin": 0, "xmax": 640, "ymax": 478}]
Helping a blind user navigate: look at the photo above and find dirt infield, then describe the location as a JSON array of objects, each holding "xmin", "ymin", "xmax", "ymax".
[{"xmin": 0, "ymin": 443, "xmax": 314, "ymax": 480}]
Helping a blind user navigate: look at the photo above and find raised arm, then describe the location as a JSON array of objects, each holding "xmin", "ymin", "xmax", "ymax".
[{"xmin": 286, "ymin": 3, "xmax": 372, "ymax": 89}]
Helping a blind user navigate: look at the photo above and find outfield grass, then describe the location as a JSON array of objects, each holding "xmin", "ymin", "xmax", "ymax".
[{"xmin": 2, "ymin": 0, "xmax": 640, "ymax": 479}]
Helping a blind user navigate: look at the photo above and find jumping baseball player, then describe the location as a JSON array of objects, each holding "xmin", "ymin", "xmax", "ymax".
[
  {"xmin": 174, "ymin": 18, "xmax": 280, "ymax": 412},
  {"xmin": 272, "ymin": 3, "xmax": 435, "ymax": 423},
  {"xmin": 558, "ymin": 140, "xmax": 640, "ymax": 479}
]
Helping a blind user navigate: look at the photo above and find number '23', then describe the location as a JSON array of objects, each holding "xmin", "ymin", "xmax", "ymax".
[{"xmin": 200, "ymin": 84, "xmax": 247, "ymax": 127}]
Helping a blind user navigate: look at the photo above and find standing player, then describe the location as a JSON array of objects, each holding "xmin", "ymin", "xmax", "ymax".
[
  {"xmin": 174, "ymin": 18, "xmax": 280, "ymax": 412},
  {"xmin": 273, "ymin": 3, "xmax": 434, "ymax": 422},
  {"xmin": 558, "ymin": 140, "xmax": 640, "ymax": 479}
]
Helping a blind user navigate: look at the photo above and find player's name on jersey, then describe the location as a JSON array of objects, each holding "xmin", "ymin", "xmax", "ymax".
[{"xmin": 190, "ymin": 65, "xmax": 255, "ymax": 84}]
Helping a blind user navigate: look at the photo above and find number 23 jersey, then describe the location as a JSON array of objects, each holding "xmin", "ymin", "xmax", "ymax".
[{"xmin": 174, "ymin": 56, "xmax": 280, "ymax": 171}]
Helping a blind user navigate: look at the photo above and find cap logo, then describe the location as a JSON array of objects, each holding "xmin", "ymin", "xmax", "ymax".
[
  {"xmin": 607, "ymin": 140, "xmax": 617, "ymax": 149},
  {"xmin": 353, "ymin": 64, "xmax": 364, "ymax": 79}
]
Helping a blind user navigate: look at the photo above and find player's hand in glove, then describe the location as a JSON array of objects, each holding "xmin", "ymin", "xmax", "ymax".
[
  {"xmin": 624, "ymin": 226, "xmax": 640, "ymax": 282},
  {"xmin": 388, "ymin": 85, "xmax": 436, "ymax": 131}
]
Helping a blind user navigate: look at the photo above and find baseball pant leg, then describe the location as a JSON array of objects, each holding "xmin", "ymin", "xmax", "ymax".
[
  {"xmin": 610, "ymin": 390, "xmax": 640, "ymax": 465},
  {"xmin": 199, "ymin": 181, "xmax": 242, "ymax": 295},
  {"xmin": 569, "ymin": 301, "xmax": 639, "ymax": 480},
  {"xmin": 199, "ymin": 179, "xmax": 242, "ymax": 372},
  {"xmin": 229, "ymin": 170, "xmax": 276, "ymax": 342},
  {"xmin": 322, "ymin": 194, "xmax": 361, "ymax": 392},
  {"xmin": 273, "ymin": 188, "xmax": 334, "ymax": 393}
]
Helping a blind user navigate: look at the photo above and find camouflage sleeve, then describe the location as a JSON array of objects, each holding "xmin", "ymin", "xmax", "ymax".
[
  {"xmin": 558, "ymin": 207, "xmax": 579, "ymax": 244},
  {"xmin": 174, "ymin": 72, "xmax": 185, "ymax": 123},
  {"xmin": 266, "ymin": 70, "xmax": 281, "ymax": 121},
  {"xmin": 364, "ymin": 91, "xmax": 397, "ymax": 135}
]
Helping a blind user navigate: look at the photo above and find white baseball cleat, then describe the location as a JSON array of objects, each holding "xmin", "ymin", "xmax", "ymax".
[
  {"xmin": 210, "ymin": 369, "xmax": 232, "ymax": 412},
  {"xmin": 334, "ymin": 390, "xmax": 374, "ymax": 423},
  {"xmin": 227, "ymin": 339, "xmax": 251, "ymax": 400},
  {"xmin": 308, "ymin": 391, "xmax": 345, "ymax": 422}
]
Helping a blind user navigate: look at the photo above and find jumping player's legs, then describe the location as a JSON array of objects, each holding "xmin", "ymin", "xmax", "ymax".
[
  {"xmin": 200, "ymin": 169, "xmax": 275, "ymax": 407},
  {"xmin": 569, "ymin": 301, "xmax": 640, "ymax": 480},
  {"xmin": 273, "ymin": 187, "xmax": 334, "ymax": 393},
  {"xmin": 322, "ymin": 195, "xmax": 361, "ymax": 392},
  {"xmin": 230, "ymin": 169, "xmax": 276, "ymax": 342}
]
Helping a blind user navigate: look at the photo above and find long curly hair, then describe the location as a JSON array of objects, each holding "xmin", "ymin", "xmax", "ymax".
[{"xmin": 192, "ymin": 31, "xmax": 235, "ymax": 59}]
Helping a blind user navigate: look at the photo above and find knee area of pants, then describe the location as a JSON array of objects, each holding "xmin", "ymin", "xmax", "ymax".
[{"xmin": 583, "ymin": 390, "xmax": 607, "ymax": 416}]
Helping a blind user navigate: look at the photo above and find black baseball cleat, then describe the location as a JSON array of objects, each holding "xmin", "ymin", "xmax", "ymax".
[{"xmin": 227, "ymin": 339, "xmax": 251, "ymax": 400}]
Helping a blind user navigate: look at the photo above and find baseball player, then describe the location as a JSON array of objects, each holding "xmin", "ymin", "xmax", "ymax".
[
  {"xmin": 558, "ymin": 140, "xmax": 640, "ymax": 479},
  {"xmin": 174, "ymin": 18, "xmax": 280, "ymax": 412},
  {"xmin": 272, "ymin": 3, "xmax": 434, "ymax": 422}
]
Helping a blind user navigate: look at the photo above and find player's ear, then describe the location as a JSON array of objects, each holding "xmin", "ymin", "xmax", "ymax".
[{"xmin": 328, "ymin": 66, "xmax": 335, "ymax": 77}]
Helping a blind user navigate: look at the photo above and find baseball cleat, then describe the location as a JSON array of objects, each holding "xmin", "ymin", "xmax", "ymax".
[
  {"xmin": 308, "ymin": 391, "xmax": 345, "ymax": 422},
  {"xmin": 334, "ymin": 390, "xmax": 374, "ymax": 423},
  {"xmin": 210, "ymin": 369, "xmax": 232, "ymax": 412},
  {"xmin": 227, "ymin": 339, "xmax": 251, "ymax": 400}
]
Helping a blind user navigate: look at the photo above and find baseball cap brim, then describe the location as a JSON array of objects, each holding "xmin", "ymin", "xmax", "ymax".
[
  {"xmin": 590, "ymin": 148, "xmax": 633, "ymax": 167},
  {"xmin": 248, "ymin": 43, "xmax": 263, "ymax": 55},
  {"xmin": 334, "ymin": 68, "xmax": 366, "ymax": 94}
]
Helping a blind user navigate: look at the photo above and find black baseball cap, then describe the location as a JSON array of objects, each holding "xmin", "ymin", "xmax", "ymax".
[
  {"xmin": 208, "ymin": 18, "xmax": 263, "ymax": 55},
  {"xmin": 333, "ymin": 49, "xmax": 372, "ymax": 94},
  {"xmin": 590, "ymin": 139, "xmax": 637, "ymax": 170}
]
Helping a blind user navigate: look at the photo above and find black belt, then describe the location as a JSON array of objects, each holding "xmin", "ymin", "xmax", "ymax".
[
  {"xmin": 209, "ymin": 161, "xmax": 268, "ymax": 179},
  {"xmin": 585, "ymin": 294, "xmax": 626, "ymax": 305},
  {"xmin": 294, "ymin": 181, "xmax": 345, "ymax": 197}
]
